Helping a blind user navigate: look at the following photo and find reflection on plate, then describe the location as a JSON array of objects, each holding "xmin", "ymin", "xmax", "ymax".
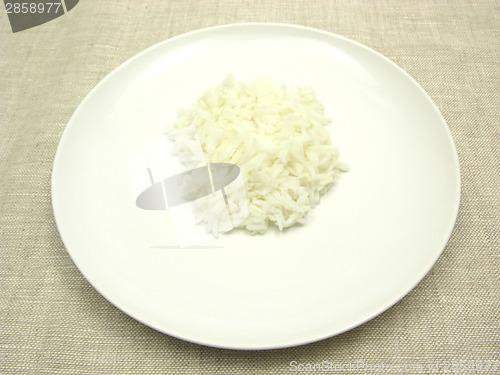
[{"xmin": 51, "ymin": 23, "xmax": 460, "ymax": 349}]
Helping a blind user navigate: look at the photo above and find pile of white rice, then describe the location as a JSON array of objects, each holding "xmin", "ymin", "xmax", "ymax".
[{"xmin": 167, "ymin": 74, "xmax": 347, "ymax": 234}]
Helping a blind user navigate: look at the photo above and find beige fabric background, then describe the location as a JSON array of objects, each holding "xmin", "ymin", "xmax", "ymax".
[{"xmin": 1, "ymin": 1, "xmax": 499, "ymax": 374}]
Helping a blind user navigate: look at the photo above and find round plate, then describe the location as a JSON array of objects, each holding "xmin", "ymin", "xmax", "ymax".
[{"xmin": 51, "ymin": 23, "xmax": 460, "ymax": 349}]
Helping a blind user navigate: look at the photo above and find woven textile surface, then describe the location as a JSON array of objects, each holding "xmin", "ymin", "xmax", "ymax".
[{"xmin": 1, "ymin": 1, "xmax": 498, "ymax": 374}]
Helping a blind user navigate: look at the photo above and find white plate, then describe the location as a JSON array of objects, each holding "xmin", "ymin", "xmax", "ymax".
[{"xmin": 51, "ymin": 23, "xmax": 460, "ymax": 349}]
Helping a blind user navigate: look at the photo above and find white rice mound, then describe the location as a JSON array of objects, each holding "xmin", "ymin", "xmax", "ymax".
[{"xmin": 168, "ymin": 74, "xmax": 347, "ymax": 234}]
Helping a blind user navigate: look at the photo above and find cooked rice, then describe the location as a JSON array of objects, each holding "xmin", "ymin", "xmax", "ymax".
[{"xmin": 167, "ymin": 74, "xmax": 347, "ymax": 234}]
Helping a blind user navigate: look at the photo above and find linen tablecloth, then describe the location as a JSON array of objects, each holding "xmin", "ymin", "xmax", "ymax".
[{"xmin": 1, "ymin": 1, "xmax": 498, "ymax": 373}]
